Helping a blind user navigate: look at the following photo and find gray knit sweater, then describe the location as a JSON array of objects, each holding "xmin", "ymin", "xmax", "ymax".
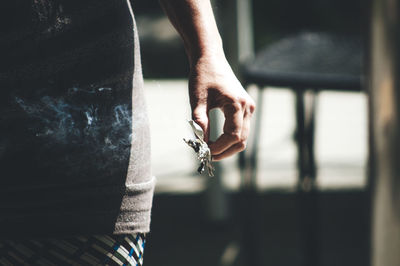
[{"xmin": 0, "ymin": 0, "xmax": 155, "ymax": 237}]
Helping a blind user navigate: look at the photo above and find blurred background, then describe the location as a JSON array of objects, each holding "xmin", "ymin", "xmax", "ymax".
[{"xmin": 131, "ymin": 1, "xmax": 371, "ymax": 266}]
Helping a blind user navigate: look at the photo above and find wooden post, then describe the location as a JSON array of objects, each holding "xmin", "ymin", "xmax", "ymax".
[
  {"xmin": 216, "ymin": 0, "xmax": 254, "ymax": 73},
  {"xmin": 369, "ymin": 0, "xmax": 400, "ymax": 265},
  {"xmin": 236, "ymin": 0, "xmax": 254, "ymax": 63}
]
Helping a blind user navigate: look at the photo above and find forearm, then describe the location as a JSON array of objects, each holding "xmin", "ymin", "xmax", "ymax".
[
  {"xmin": 159, "ymin": 0, "xmax": 255, "ymax": 160},
  {"xmin": 159, "ymin": 0, "xmax": 224, "ymax": 65}
]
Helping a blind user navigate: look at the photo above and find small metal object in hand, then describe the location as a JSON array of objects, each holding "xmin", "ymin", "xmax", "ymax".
[{"xmin": 183, "ymin": 120, "xmax": 215, "ymax": 177}]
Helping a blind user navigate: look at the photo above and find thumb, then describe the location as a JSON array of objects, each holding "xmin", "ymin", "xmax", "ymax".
[{"xmin": 192, "ymin": 104, "xmax": 210, "ymax": 143}]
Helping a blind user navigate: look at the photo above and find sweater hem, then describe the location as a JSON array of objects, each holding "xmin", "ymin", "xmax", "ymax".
[{"xmin": 0, "ymin": 177, "xmax": 156, "ymax": 238}]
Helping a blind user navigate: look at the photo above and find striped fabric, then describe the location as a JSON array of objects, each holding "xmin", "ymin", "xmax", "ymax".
[{"xmin": 0, "ymin": 233, "xmax": 146, "ymax": 265}]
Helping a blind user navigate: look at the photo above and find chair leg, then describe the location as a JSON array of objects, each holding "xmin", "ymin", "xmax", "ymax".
[
  {"xmin": 305, "ymin": 91, "xmax": 317, "ymax": 182},
  {"xmin": 295, "ymin": 89, "xmax": 318, "ymax": 190},
  {"xmin": 295, "ymin": 89, "xmax": 320, "ymax": 266},
  {"xmin": 295, "ymin": 89, "xmax": 307, "ymax": 185}
]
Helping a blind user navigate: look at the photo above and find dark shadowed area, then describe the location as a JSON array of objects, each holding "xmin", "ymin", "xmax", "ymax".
[
  {"xmin": 145, "ymin": 191, "xmax": 369, "ymax": 266},
  {"xmin": 131, "ymin": 1, "xmax": 369, "ymax": 266}
]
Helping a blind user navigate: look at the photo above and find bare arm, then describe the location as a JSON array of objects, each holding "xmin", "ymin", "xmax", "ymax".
[{"xmin": 159, "ymin": 0, "xmax": 255, "ymax": 161}]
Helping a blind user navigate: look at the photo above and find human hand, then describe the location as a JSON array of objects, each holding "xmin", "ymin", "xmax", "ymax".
[{"xmin": 189, "ymin": 54, "xmax": 256, "ymax": 161}]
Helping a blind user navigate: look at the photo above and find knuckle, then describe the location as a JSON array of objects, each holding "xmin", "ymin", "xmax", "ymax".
[
  {"xmin": 242, "ymin": 96, "xmax": 256, "ymax": 114},
  {"xmin": 192, "ymin": 114, "xmax": 207, "ymax": 126},
  {"xmin": 248, "ymin": 100, "xmax": 256, "ymax": 114},
  {"xmin": 238, "ymin": 140, "xmax": 247, "ymax": 151},
  {"xmin": 228, "ymin": 132, "xmax": 241, "ymax": 142},
  {"xmin": 192, "ymin": 108, "xmax": 204, "ymax": 118},
  {"xmin": 193, "ymin": 117, "xmax": 206, "ymax": 126},
  {"xmin": 238, "ymin": 97, "xmax": 247, "ymax": 108},
  {"xmin": 229, "ymin": 102, "xmax": 242, "ymax": 113}
]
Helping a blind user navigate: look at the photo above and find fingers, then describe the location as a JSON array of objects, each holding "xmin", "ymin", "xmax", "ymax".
[
  {"xmin": 189, "ymin": 72, "xmax": 256, "ymax": 160},
  {"xmin": 212, "ymin": 106, "xmax": 253, "ymax": 161},
  {"xmin": 212, "ymin": 142, "xmax": 246, "ymax": 161},
  {"xmin": 209, "ymin": 96, "xmax": 255, "ymax": 161},
  {"xmin": 192, "ymin": 104, "xmax": 210, "ymax": 142},
  {"xmin": 209, "ymin": 102, "xmax": 243, "ymax": 154}
]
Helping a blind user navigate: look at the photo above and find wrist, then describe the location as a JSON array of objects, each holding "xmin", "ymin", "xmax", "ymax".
[
  {"xmin": 188, "ymin": 48, "xmax": 227, "ymax": 71},
  {"xmin": 186, "ymin": 35, "xmax": 225, "ymax": 68}
]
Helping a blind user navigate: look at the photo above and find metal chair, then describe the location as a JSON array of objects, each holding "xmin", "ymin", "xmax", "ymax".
[
  {"xmin": 239, "ymin": 31, "xmax": 364, "ymax": 266},
  {"xmin": 240, "ymin": 31, "xmax": 364, "ymax": 190}
]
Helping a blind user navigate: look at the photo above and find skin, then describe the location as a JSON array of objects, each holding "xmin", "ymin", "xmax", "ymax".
[{"xmin": 159, "ymin": 0, "xmax": 256, "ymax": 161}]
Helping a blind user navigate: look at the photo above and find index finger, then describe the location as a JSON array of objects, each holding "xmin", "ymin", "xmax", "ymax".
[{"xmin": 209, "ymin": 103, "xmax": 243, "ymax": 155}]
